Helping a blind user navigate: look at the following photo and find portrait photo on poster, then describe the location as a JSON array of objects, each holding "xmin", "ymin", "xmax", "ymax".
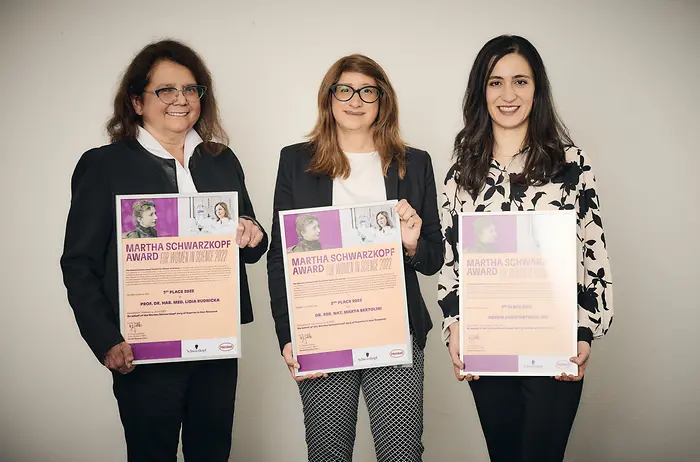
[
  {"xmin": 339, "ymin": 204, "xmax": 400, "ymax": 248},
  {"xmin": 462, "ymin": 215, "xmax": 517, "ymax": 254},
  {"xmin": 283, "ymin": 209, "xmax": 343, "ymax": 253},
  {"xmin": 120, "ymin": 197, "xmax": 179, "ymax": 239},
  {"xmin": 179, "ymin": 195, "xmax": 238, "ymax": 237}
]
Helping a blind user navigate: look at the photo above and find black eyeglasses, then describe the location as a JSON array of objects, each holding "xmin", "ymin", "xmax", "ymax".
[
  {"xmin": 330, "ymin": 84, "xmax": 382, "ymax": 103},
  {"xmin": 145, "ymin": 85, "xmax": 207, "ymax": 104}
]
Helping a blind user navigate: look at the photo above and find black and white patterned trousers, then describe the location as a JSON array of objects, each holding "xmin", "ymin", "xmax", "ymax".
[{"xmin": 297, "ymin": 337, "xmax": 424, "ymax": 462}]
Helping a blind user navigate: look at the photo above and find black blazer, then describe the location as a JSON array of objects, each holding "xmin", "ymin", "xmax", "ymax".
[
  {"xmin": 267, "ymin": 142, "xmax": 443, "ymax": 352},
  {"xmin": 60, "ymin": 140, "xmax": 268, "ymax": 363}
]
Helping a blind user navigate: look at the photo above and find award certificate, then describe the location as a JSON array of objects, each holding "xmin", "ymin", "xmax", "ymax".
[
  {"xmin": 281, "ymin": 201, "xmax": 412, "ymax": 375},
  {"xmin": 459, "ymin": 211, "xmax": 578, "ymax": 376},
  {"xmin": 116, "ymin": 192, "xmax": 240, "ymax": 364}
]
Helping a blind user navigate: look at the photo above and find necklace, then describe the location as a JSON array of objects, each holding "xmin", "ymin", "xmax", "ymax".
[{"xmin": 494, "ymin": 154, "xmax": 518, "ymax": 173}]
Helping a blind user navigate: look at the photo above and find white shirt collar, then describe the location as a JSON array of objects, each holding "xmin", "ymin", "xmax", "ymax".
[{"xmin": 136, "ymin": 126, "xmax": 203, "ymax": 171}]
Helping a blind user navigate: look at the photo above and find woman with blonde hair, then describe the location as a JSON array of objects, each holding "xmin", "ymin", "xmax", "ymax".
[{"xmin": 267, "ymin": 54, "xmax": 443, "ymax": 461}]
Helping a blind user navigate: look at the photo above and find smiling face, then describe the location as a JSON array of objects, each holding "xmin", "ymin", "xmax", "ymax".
[
  {"xmin": 132, "ymin": 59, "xmax": 201, "ymax": 139},
  {"xmin": 485, "ymin": 53, "xmax": 535, "ymax": 132},
  {"xmin": 215, "ymin": 204, "xmax": 227, "ymax": 219},
  {"xmin": 331, "ymin": 72, "xmax": 380, "ymax": 135},
  {"xmin": 377, "ymin": 213, "xmax": 388, "ymax": 228}
]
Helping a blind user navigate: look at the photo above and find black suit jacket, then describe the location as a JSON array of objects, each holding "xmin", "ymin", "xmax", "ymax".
[
  {"xmin": 60, "ymin": 140, "xmax": 268, "ymax": 363},
  {"xmin": 267, "ymin": 142, "xmax": 443, "ymax": 352}
]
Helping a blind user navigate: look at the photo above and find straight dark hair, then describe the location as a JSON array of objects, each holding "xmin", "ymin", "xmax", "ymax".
[
  {"xmin": 107, "ymin": 39, "xmax": 228, "ymax": 154},
  {"xmin": 453, "ymin": 35, "xmax": 573, "ymax": 196}
]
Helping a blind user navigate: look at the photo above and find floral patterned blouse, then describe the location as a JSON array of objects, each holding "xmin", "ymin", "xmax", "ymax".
[{"xmin": 438, "ymin": 147, "xmax": 613, "ymax": 344}]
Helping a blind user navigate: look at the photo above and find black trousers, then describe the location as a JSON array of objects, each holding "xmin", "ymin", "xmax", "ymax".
[
  {"xmin": 469, "ymin": 376, "xmax": 583, "ymax": 462},
  {"xmin": 112, "ymin": 358, "xmax": 238, "ymax": 462}
]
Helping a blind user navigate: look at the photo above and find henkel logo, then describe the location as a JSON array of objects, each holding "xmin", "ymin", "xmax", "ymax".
[
  {"xmin": 556, "ymin": 360, "xmax": 571, "ymax": 369},
  {"xmin": 219, "ymin": 342, "xmax": 234, "ymax": 352},
  {"xmin": 390, "ymin": 349, "xmax": 405, "ymax": 358},
  {"xmin": 187, "ymin": 344, "xmax": 207, "ymax": 354}
]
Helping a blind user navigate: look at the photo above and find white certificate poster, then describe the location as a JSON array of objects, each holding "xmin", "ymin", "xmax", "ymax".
[
  {"xmin": 116, "ymin": 192, "xmax": 241, "ymax": 364},
  {"xmin": 280, "ymin": 201, "xmax": 412, "ymax": 375},
  {"xmin": 459, "ymin": 210, "xmax": 578, "ymax": 376}
]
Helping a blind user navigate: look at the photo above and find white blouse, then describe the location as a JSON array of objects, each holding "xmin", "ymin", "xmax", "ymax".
[
  {"xmin": 332, "ymin": 152, "xmax": 387, "ymax": 205},
  {"xmin": 136, "ymin": 126, "xmax": 203, "ymax": 193}
]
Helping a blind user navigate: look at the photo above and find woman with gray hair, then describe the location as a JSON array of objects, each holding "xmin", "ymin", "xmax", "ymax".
[
  {"xmin": 287, "ymin": 214, "xmax": 321, "ymax": 253},
  {"xmin": 124, "ymin": 200, "xmax": 157, "ymax": 238}
]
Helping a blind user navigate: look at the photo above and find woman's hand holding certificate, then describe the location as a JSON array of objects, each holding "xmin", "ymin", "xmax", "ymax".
[
  {"xmin": 553, "ymin": 341, "xmax": 590, "ymax": 382},
  {"xmin": 448, "ymin": 322, "xmax": 479, "ymax": 382},
  {"xmin": 236, "ymin": 218, "xmax": 264, "ymax": 248},
  {"xmin": 282, "ymin": 342, "xmax": 328, "ymax": 382},
  {"xmin": 395, "ymin": 199, "xmax": 421, "ymax": 256},
  {"xmin": 104, "ymin": 341, "xmax": 135, "ymax": 374}
]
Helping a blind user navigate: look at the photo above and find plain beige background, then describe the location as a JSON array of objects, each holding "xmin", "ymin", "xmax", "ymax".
[{"xmin": 1, "ymin": 0, "xmax": 699, "ymax": 461}]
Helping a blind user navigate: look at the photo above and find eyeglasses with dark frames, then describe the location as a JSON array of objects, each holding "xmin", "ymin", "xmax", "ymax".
[
  {"xmin": 145, "ymin": 85, "xmax": 207, "ymax": 104},
  {"xmin": 330, "ymin": 84, "xmax": 382, "ymax": 104}
]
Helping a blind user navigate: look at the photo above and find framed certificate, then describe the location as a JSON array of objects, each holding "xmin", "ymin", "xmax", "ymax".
[
  {"xmin": 459, "ymin": 211, "xmax": 578, "ymax": 376},
  {"xmin": 280, "ymin": 200, "xmax": 412, "ymax": 375},
  {"xmin": 116, "ymin": 192, "xmax": 240, "ymax": 364}
]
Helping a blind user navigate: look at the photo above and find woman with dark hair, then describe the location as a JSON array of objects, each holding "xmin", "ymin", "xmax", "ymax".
[
  {"xmin": 438, "ymin": 35, "xmax": 614, "ymax": 461},
  {"xmin": 60, "ymin": 39, "xmax": 268, "ymax": 461},
  {"xmin": 267, "ymin": 54, "xmax": 443, "ymax": 461}
]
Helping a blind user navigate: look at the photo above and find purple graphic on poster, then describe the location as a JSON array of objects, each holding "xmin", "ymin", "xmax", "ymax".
[
  {"xmin": 121, "ymin": 198, "xmax": 179, "ymax": 238},
  {"xmin": 461, "ymin": 215, "xmax": 517, "ymax": 253},
  {"xmin": 283, "ymin": 209, "xmax": 343, "ymax": 252}
]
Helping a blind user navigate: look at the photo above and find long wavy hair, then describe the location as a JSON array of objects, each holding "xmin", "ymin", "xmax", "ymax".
[
  {"xmin": 107, "ymin": 39, "xmax": 228, "ymax": 154},
  {"xmin": 376, "ymin": 211, "xmax": 394, "ymax": 229},
  {"xmin": 307, "ymin": 54, "xmax": 406, "ymax": 179},
  {"xmin": 214, "ymin": 202, "xmax": 231, "ymax": 221},
  {"xmin": 453, "ymin": 35, "xmax": 573, "ymax": 196}
]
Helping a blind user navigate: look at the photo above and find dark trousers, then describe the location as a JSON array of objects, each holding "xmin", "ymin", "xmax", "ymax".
[
  {"xmin": 469, "ymin": 376, "xmax": 583, "ymax": 462},
  {"xmin": 112, "ymin": 358, "xmax": 238, "ymax": 462}
]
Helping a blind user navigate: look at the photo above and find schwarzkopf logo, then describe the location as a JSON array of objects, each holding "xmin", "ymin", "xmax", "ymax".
[
  {"xmin": 358, "ymin": 352, "xmax": 378, "ymax": 362},
  {"xmin": 187, "ymin": 343, "xmax": 207, "ymax": 354},
  {"xmin": 525, "ymin": 359, "xmax": 543, "ymax": 369}
]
